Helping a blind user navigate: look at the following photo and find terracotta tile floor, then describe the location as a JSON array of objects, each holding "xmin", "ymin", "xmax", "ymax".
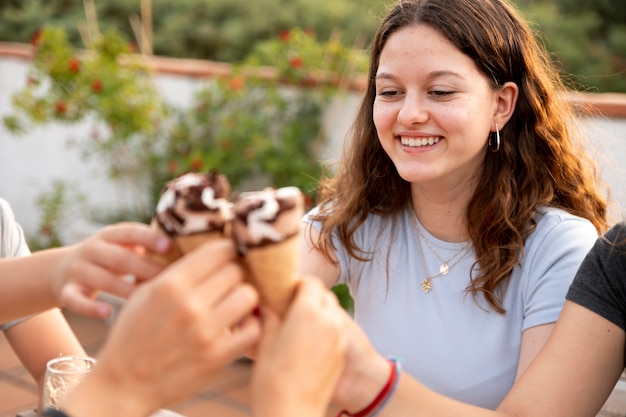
[{"xmin": 0, "ymin": 309, "xmax": 341, "ymax": 417}]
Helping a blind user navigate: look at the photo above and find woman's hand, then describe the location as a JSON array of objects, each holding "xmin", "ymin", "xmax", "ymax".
[
  {"xmin": 50, "ymin": 221, "xmax": 173, "ymax": 318},
  {"xmin": 331, "ymin": 319, "xmax": 391, "ymax": 414},
  {"xmin": 251, "ymin": 277, "xmax": 348, "ymax": 417}
]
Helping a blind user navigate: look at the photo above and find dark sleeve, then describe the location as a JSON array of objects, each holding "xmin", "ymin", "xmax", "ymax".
[{"xmin": 566, "ymin": 223, "xmax": 626, "ymax": 331}]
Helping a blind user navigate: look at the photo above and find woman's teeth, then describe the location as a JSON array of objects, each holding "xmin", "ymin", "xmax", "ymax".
[{"xmin": 400, "ymin": 136, "xmax": 441, "ymax": 147}]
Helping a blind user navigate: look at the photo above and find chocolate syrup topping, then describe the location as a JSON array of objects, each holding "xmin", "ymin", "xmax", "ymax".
[
  {"xmin": 154, "ymin": 170, "xmax": 233, "ymax": 235},
  {"xmin": 232, "ymin": 186, "xmax": 303, "ymax": 252}
]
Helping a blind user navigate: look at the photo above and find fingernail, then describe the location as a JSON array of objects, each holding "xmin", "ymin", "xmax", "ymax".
[
  {"xmin": 155, "ymin": 237, "xmax": 170, "ymax": 252},
  {"xmin": 97, "ymin": 304, "xmax": 111, "ymax": 318}
]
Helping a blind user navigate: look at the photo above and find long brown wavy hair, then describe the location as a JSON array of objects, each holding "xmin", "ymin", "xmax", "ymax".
[{"xmin": 311, "ymin": 0, "xmax": 609, "ymax": 313}]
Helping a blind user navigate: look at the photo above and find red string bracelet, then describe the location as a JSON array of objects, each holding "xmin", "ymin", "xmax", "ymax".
[{"xmin": 336, "ymin": 358, "xmax": 398, "ymax": 417}]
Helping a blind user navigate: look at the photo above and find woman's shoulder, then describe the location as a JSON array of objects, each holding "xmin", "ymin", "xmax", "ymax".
[
  {"xmin": 533, "ymin": 206, "xmax": 597, "ymax": 233},
  {"xmin": 526, "ymin": 206, "xmax": 598, "ymax": 251}
]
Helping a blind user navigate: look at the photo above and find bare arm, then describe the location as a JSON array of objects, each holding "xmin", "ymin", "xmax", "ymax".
[
  {"xmin": 515, "ymin": 322, "xmax": 555, "ymax": 379},
  {"xmin": 0, "ymin": 222, "xmax": 172, "ymax": 321},
  {"xmin": 498, "ymin": 301, "xmax": 624, "ymax": 417},
  {"xmin": 299, "ymin": 223, "xmax": 341, "ymax": 288},
  {"xmin": 335, "ymin": 301, "xmax": 623, "ymax": 417},
  {"xmin": 4, "ymin": 308, "xmax": 85, "ymax": 409}
]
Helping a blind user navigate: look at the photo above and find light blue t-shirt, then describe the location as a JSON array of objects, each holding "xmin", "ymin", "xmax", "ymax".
[
  {"xmin": 304, "ymin": 205, "xmax": 598, "ymax": 409},
  {"xmin": 0, "ymin": 197, "xmax": 32, "ymax": 330}
]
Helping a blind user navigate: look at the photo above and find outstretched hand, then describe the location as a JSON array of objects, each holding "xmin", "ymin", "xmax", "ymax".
[{"xmin": 51, "ymin": 222, "xmax": 174, "ymax": 318}]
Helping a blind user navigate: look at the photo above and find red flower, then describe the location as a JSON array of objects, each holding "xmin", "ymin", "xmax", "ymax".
[
  {"xmin": 289, "ymin": 56, "xmax": 304, "ymax": 69},
  {"xmin": 279, "ymin": 30, "xmax": 291, "ymax": 42},
  {"xmin": 55, "ymin": 100, "xmax": 67, "ymax": 114},
  {"xmin": 167, "ymin": 160, "xmax": 179, "ymax": 173},
  {"xmin": 229, "ymin": 76, "xmax": 244, "ymax": 91},
  {"xmin": 190, "ymin": 157, "xmax": 203, "ymax": 171},
  {"xmin": 68, "ymin": 58, "xmax": 81, "ymax": 73},
  {"xmin": 128, "ymin": 42, "xmax": 138, "ymax": 53},
  {"xmin": 30, "ymin": 28, "xmax": 42, "ymax": 47},
  {"xmin": 91, "ymin": 79, "xmax": 103, "ymax": 93},
  {"xmin": 40, "ymin": 224, "xmax": 53, "ymax": 237}
]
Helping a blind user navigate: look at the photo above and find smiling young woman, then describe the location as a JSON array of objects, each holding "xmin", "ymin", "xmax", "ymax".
[{"xmin": 300, "ymin": 0, "xmax": 609, "ymax": 411}]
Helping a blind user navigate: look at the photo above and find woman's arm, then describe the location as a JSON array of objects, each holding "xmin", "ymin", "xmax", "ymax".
[
  {"xmin": 515, "ymin": 322, "xmax": 555, "ymax": 379},
  {"xmin": 498, "ymin": 301, "xmax": 624, "ymax": 417},
  {"xmin": 0, "ymin": 222, "xmax": 172, "ymax": 321},
  {"xmin": 335, "ymin": 301, "xmax": 623, "ymax": 417},
  {"xmin": 299, "ymin": 223, "xmax": 341, "ymax": 288},
  {"xmin": 4, "ymin": 308, "xmax": 85, "ymax": 409}
]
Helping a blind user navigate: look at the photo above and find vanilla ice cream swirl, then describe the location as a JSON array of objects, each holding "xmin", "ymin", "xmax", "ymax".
[
  {"xmin": 232, "ymin": 186, "xmax": 304, "ymax": 252},
  {"xmin": 155, "ymin": 171, "xmax": 233, "ymax": 235}
]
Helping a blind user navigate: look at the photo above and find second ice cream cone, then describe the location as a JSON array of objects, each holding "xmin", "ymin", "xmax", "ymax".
[
  {"xmin": 242, "ymin": 234, "xmax": 300, "ymax": 315},
  {"xmin": 232, "ymin": 186, "xmax": 304, "ymax": 316}
]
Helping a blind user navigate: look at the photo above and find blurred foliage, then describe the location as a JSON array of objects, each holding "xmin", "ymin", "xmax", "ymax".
[
  {"xmin": 1, "ymin": 0, "xmax": 623, "ymax": 92},
  {"xmin": 26, "ymin": 180, "xmax": 87, "ymax": 251},
  {"xmin": 3, "ymin": 25, "xmax": 366, "ymax": 227},
  {"xmin": 0, "ymin": 0, "xmax": 384, "ymax": 62},
  {"xmin": 518, "ymin": 0, "xmax": 626, "ymax": 92},
  {"xmin": 3, "ymin": 27, "xmax": 168, "ymax": 187}
]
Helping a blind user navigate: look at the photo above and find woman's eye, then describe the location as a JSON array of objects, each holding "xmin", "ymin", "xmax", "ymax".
[
  {"xmin": 377, "ymin": 89, "xmax": 400, "ymax": 97},
  {"xmin": 429, "ymin": 90, "xmax": 454, "ymax": 97}
]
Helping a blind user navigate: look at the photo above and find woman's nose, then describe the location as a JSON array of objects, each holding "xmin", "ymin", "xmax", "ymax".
[{"xmin": 397, "ymin": 94, "xmax": 429, "ymax": 126}]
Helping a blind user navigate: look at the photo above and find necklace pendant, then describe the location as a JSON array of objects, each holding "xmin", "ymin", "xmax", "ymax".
[
  {"xmin": 421, "ymin": 278, "xmax": 433, "ymax": 293},
  {"xmin": 439, "ymin": 263, "xmax": 449, "ymax": 275}
]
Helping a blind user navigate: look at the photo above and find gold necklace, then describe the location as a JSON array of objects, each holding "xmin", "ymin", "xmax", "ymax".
[{"xmin": 410, "ymin": 211, "xmax": 471, "ymax": 293}]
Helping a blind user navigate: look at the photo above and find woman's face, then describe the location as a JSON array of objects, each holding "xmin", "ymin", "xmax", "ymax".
[{"xmin": 373, "ymin": 24, "xmax": 498, "ymax": 191}]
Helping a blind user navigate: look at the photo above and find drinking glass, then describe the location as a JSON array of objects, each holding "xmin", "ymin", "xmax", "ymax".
[{"xmin": 42, "ymin": 356, "xmax": 97, "ymax": 410}]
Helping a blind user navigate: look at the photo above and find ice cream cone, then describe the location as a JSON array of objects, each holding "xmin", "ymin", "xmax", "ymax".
[
  {"xmin": 232, "ymin": 186, "xmax": 304, "ymax": 316},
  {"xmin": 147, "ymin": 170, "xmax": 233, "ymax": 267},
  {"xmin": 173, "ymin": 229, "xmax": 226, "ymax": 254}
]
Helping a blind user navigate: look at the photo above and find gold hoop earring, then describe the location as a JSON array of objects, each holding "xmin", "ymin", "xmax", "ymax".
[{"xmin": 489, "ymin": 123, "xmax": 501, "ymax": 152}]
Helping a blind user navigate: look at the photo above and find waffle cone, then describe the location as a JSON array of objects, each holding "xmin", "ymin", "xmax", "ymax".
[
  {"xmin": 242, "ymin": 234, "xmax": 300, "ymax": 316},
  {"xmin": 174, "ymin": 231, "xmax": 224, "ymax": 254}
]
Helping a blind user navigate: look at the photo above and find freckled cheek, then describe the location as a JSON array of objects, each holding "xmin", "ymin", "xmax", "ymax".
[{"xmin": 373, "ymin": 102, "xmax": 397, "ymax": 133}]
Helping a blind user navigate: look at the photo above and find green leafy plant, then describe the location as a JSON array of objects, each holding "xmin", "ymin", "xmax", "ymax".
[
  {"xmin": 4, "ymin": 26, "xmax": 168, "ymax": 182},
  {"xmin": 26, "ymin": 180, "xmax": 87, "ymax": 251},
  {"xmin": 3, "ymin": 25, "xmax": 367, "ymax": 240}
]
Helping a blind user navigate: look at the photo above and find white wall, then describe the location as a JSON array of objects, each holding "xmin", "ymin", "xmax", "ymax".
[{"xmin": 1, "ymin": 54, "xmax": 624, "ymax": 244}]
